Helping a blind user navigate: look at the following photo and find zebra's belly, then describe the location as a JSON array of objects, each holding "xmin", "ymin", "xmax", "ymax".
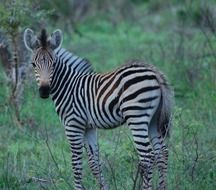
[{"xmin": 87, "ymin": 114, "xmax": 125, "ymax": 129}]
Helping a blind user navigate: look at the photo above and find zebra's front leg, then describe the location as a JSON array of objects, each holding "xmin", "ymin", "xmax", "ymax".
[
  {"xmin": 84, "ymin": 128, "xmax": 108, "ymax": 190},
  {"xmin": 65, "ymin": 126, "xmax": 85, "ymax": 190}
]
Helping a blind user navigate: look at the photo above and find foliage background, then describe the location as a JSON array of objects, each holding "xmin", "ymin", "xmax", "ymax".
[{"xmin": 0, "ymin": 0, "xmax": 215, "ymax": 189}]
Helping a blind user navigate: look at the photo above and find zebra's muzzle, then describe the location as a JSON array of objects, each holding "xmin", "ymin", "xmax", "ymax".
[{"xmin": 39, "ymin": 85, "xmax": 50, "ymax": 99}]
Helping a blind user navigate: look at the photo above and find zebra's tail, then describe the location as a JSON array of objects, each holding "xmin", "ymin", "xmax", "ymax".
[{"xmin": 156, "ymin": 73, "xmax": 174, "ymax": 138}]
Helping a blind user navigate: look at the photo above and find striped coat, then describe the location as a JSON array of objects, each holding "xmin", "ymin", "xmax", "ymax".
[{"xmin": 24, "ymin": 28, "xmax": 173, "ymax": 190}]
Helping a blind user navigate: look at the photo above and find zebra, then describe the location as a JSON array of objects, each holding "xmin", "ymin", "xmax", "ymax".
[{"xmin": 23, "ymin": 28, "xmax": 173, "ymax": 190}]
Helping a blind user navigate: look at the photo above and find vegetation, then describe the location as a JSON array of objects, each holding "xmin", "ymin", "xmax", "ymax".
[{"xmin": 0, "ymin": 0, "xmax": 215, "ymax": 189}]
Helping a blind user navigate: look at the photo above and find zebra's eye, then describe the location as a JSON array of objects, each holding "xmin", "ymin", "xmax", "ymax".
[{"xmin": 32, "ymin": 62, "xmax": 36, "ymax": 67}]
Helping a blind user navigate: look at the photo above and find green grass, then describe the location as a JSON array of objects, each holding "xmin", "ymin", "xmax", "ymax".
[{"xmin": 1, "ymin": 2, "xmax": 216, "ymax": 190}]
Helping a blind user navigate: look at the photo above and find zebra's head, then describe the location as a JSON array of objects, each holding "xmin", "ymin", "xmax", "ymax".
[{"xmin": 23, "ymin": 28, "xmax": 62, "ymax": 98}]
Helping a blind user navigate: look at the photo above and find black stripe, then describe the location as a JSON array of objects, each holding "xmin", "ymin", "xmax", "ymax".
[
  {"xmin": 65, "ymin": 125, "xmax": 84, "ymax": 132},
  {"xmin": 125, "ymin": 113, "xmax": 150, "ymax": 121},
  {"xmin": 139, "ymin": 95, "xmax": 159, "ymax": 103},
  {"xmin": 91, "ymin": 76, "xmax": 104, "ymax": 126},
  {"xmin": 122, "ymin": 106, "xmax": 154, "ymax": 112},
  {"xmin": 122, "ymin": 86, "xmax": 160, "ymax": 103},
  {"xmin": 51, "ymin": 63, "xmax": 68, "ymax": 97},
  {"xmin": 130, "ymin": 128, "xmax": 148, "ymax": 132},
  {"xmin": 73, "ymin": 58, "xmax": 88, "ymax": 71},
  {"xmin": 118, "ymin": 75, "xmax": 157, "ymax": 97},
  {"xmin": 98, "ymin": 74, "xmax": 156, "ymax": 99},
  {"xmin": 132, "ymin": 134, "xmax": 149, "ymax": 138},
  {"xmin": 85, "ymin": 75, "xmax": 96, "ymax": 123},
  {"xmin": 58, "ymin": 49, "xmax": 69, "ymax": 60},
  {"xmin": 100, "ymin": 68, "xmax": 154, "ymax": 84},
  {"xmin": 136, "ymin": 148, "xmax": 152, "ymax": 154},
  {"xmin": 64, "ymin": 55, "xmax": 74, "ymax": 64},
  {"xmin": 72, "ymin": 78, "xmax": 87, "ymax": 120},
  {"xmin": 108, "ymin": 96, "xmax": 119, "ymax": 121},
  {"xmin": 128, "ymin": 121, "xmax": 149, "ymax": 126},
  {"xmin": 53, "ymin": 68, "xmax": 72, "ymax": 106},
  {"xmin": 98, "ymin": 73, "xmax": 116, "ymax": 99},
  {"xmin": 134, "ymin": 141, "xmax": 151, "ymax": 147}
]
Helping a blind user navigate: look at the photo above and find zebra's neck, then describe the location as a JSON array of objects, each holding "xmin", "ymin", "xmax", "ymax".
[
  {"xmin": 54, "ymin": 48, "xmax": 93, "ymax": 74},
  {"xmin": 50, "ymin": 48, "xmax": 94, "ymax": 117}
]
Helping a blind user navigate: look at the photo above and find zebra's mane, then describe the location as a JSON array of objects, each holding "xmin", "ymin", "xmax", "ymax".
[
  {"xmin": 38, "ymin": 29, "xmax": 48, "ymax": 48},
  {"xmin": 54, "ymin": 47, "xmax": 94, "ymax": 74}
]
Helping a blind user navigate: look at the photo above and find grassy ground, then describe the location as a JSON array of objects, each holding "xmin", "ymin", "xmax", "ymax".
[{"xmin": 0, "ymin": 2, "xmax": 216, "ymax": 190}]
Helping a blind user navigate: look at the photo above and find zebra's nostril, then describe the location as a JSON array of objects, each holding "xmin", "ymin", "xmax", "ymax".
[{"xmin": 39, "ymin": 85, "xmax": 50, "ymax": 99}]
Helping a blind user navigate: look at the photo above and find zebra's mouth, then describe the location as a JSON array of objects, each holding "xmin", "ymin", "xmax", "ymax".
[{"xmin": 39, "ymin": 85, "xmax": 50, "ymax": 99}]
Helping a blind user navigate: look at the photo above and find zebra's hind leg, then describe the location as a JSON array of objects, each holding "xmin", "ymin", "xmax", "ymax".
[
  {"xmin": 151, "ymin": 135, "xmax": 168, "ymax": 190},
  {"xmin": 126, "ymin": 117, "xmax": 155, "ymax": 190},
  {"xmin": 153, "ymin": 136, "xmax": 168, "ymax": 190},
  {"xmin": 158, "ymin": 142, "xmax": 168, "ymax": 190},
  {"xmin": 84, "ymin": 128, "xmax": 108, "ymax": 190}
]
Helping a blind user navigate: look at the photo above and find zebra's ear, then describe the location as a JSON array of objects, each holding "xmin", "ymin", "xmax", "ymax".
[
  {"xmin": 23, "ymin": 28, "xmax": 40, "ymax": 51},
  {"xmin": 49, "ymin": 29, "xmax": 63, "ymax": 50}
]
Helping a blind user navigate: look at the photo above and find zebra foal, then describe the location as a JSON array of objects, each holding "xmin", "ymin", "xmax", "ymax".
[{"xmin": 24, "ymin": 28, "xmax": 173, "ymax": 190}]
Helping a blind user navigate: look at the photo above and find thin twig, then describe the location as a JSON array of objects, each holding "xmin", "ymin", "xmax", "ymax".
[
  {"xmin": 105, "ymin": 157, "xmax": 118, "ymax": 190},
  {"xmin": 132, "ymin": 166, "xmax": 140, "ymax": 190},
  {"xmin": 44, "ymin": 125, "xmax": 61, "ymax": 172},
  {"xmin": 31, "ymin": 177, "xmax": 50, "ymax": 183}
]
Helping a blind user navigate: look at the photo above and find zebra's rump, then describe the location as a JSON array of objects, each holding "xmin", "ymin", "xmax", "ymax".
[{"xmin": 93, "ymin": 61, "xmax": 166, "ymax": 129}]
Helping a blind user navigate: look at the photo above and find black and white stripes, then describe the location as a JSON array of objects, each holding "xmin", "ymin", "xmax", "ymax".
[{"xmin": 24, "ymin": 28, "xmax": 173, "ymax": 190}]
